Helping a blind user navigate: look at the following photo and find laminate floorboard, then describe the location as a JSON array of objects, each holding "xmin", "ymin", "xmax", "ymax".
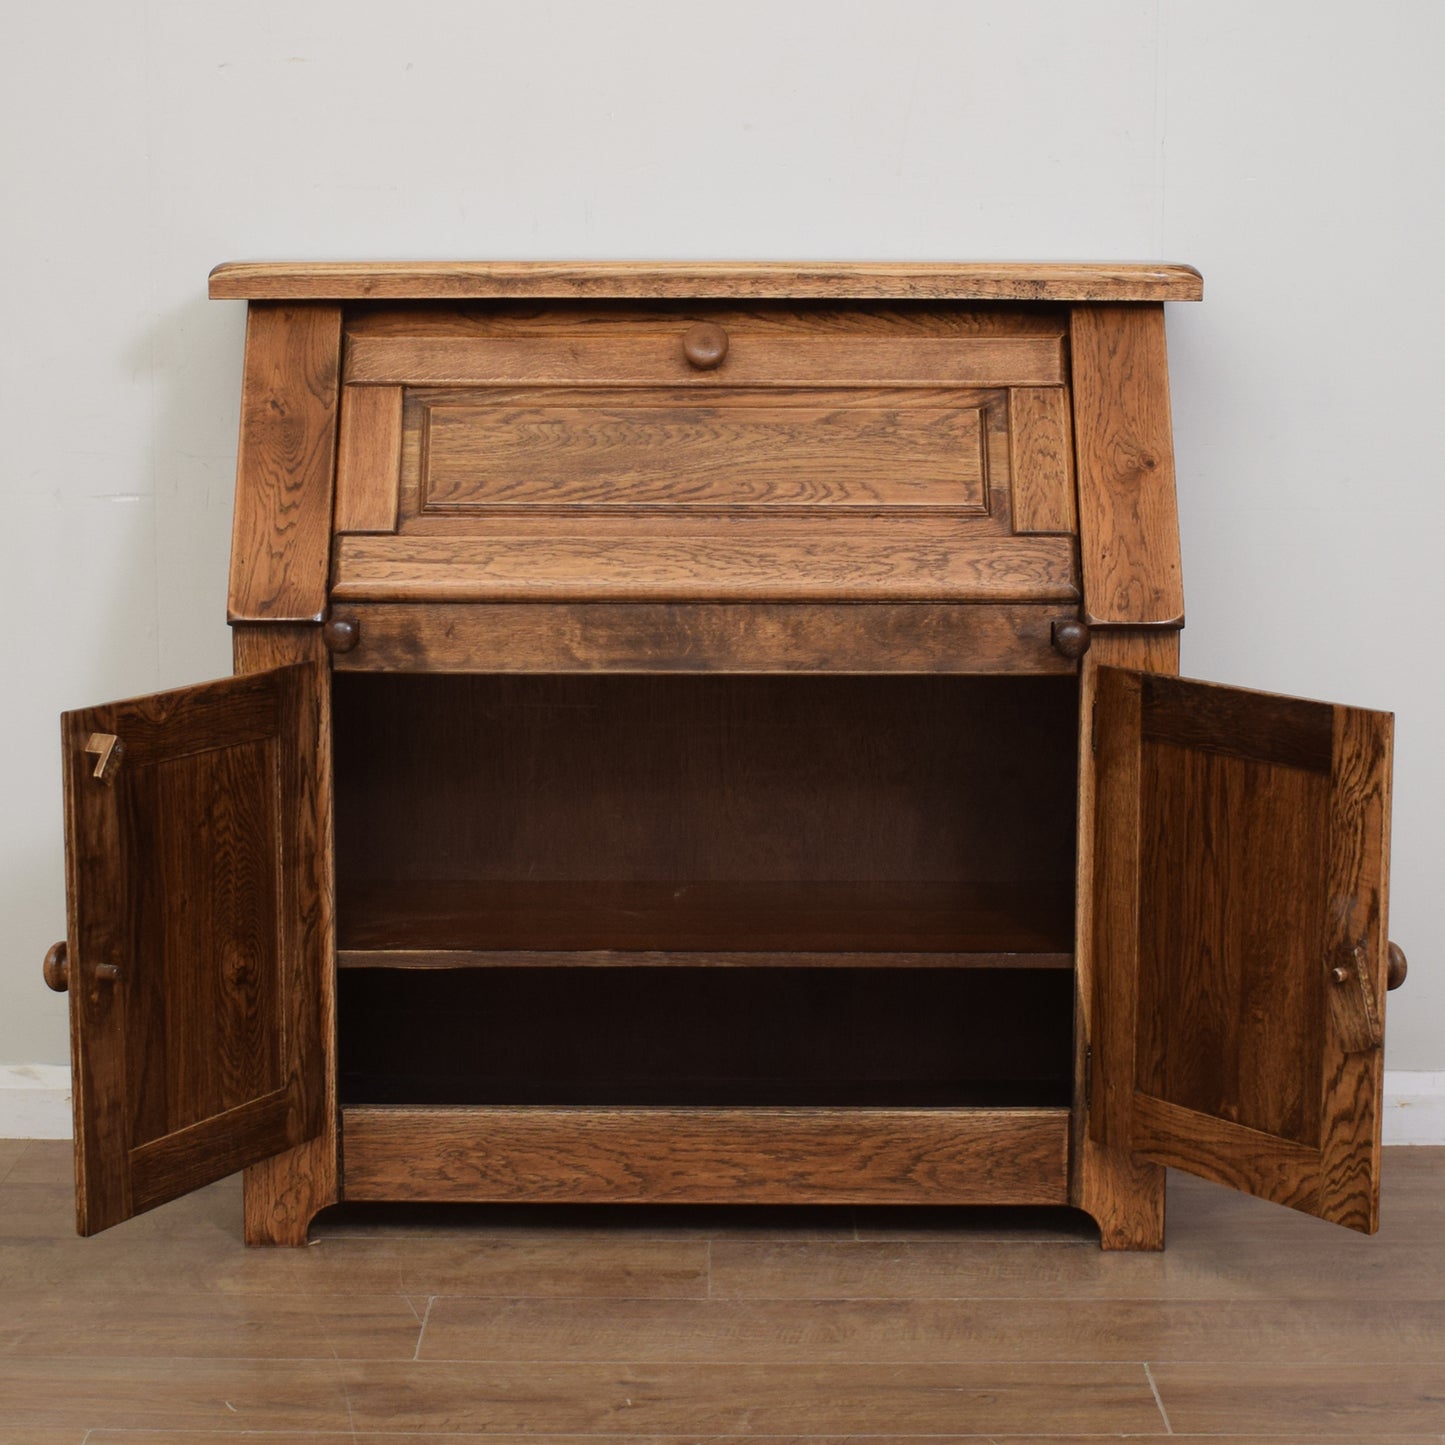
[{"xmin": 0, "ymin": 1140, "xmax": 1441, "ymax": 1439}]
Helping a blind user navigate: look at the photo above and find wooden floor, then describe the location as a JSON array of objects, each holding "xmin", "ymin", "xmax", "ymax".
[{"xmin": 1, "ymin": 1141, "xmax": 1443, "ymax": 1441}]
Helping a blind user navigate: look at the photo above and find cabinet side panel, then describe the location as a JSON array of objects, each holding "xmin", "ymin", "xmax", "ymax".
[
  {"xmin": 233, "ymin": 624, "xmax": 339, "ymax": 1245},
  {"xmin": 229, "ymin": 305, "xmax": 343, "ymax": 622},
  {"xmin": 1069, "ymin": 305, "xmax": 1184, "ymax": 627}
]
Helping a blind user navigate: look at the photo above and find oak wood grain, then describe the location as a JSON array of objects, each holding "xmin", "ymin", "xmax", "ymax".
[
  {"xmin": 231, "ymin": 625, "xmax": 338, "ymax": 1248},
  {"xmin": 60, "ymin": 664, "xmax": 325, "ymax": 1234},
  {"xmin": 1093, "ymin": 666, "xmax": 1393, "ymax": 1232},
  {"xmin": 334, "ymin": 383, "xmax": 403, "ymax": 533},
  {"xmin": 209, "ymin": 258, "xmax": 1204, "ymax": 302},
  {"xmin": 330, "ymin": 519, "xmax": 1080, "ymax": 602},
  {"xmin": 341, "ymin": 1105, "xmax": 1070, "ymax": 1205},
  {"xmin": 1008, "ymin": 386, "xmax": 1077, "ymax": 533},
  {"xmin": 228, "ymin": 304, "xmax": 342, "ymax": 622},
  {"xmin": 1070, "ymin": 629, "xmax": 1175, "ymax": 1250},
  {"xmin": 346, "ymin": 330, "xmax": 1065, "ymax": 387},
  {"xmin": 328, "ymin": 601, "xmax": 1080, "ymax": 674},
  {"xmin": 415, "ymin": 389, "xmax": 995, "ymax": 513},
  {"xmin": 1069, "ymin": 304, "xmax": 1185, "ymax": 625}
]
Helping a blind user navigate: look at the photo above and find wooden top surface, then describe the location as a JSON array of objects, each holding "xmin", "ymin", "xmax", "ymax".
[{"xmin": 208, "ymin": 260, "xmax": 1203, "ymax": 303}]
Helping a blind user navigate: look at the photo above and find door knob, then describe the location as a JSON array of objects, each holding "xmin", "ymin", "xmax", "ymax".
[
  {"xmin": 42, "ymin": 940, "xmax": 68, "ymax": 992},
  {"xmin": 1387, "ymin": 941, "xmax": 1408, "ymax": 990}
]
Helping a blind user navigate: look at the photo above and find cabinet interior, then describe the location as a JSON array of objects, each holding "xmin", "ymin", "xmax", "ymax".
[{"xmin": 333, "ymin": 672, "xmax": 1079, "ymax": 1109}]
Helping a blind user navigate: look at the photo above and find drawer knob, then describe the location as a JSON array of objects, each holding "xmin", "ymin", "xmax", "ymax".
[
  {"xmin": 1387, "ymin": 941, "xmax": 1408, "ymax": 991},
  {"xmin": 324, "ymin": 617, "xmax": 360, "ymax": 653},
  {"xmin": 43, "ymin": 940, "xmax": 69, "ymax": 993},
  {"xmin": 1051, "ymin": 619, "xmax": 1091, "ymax": 659},
  {"xmin": 682, "ymin": 323, "xmax": 729, "ymax": 370}
]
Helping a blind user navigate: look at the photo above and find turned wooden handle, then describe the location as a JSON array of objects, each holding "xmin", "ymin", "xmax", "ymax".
[
  {"xmin": 1051, "ymin": 619, "xmax": 1091, "ymax": 660},
  {"xmin": 43, "ymin": 940, "xmax": 69, "ymax": 993},
  {"xmin": 323, "ymin": 616, "xmax": 360, "ymax": 653},
  {"xmin": 1387, "ymin": 941, "xmax": 1408, "ymax": 991},
  {"xmin": 682, "ymin": 322, "xmax": 729, "ymax": 370}
]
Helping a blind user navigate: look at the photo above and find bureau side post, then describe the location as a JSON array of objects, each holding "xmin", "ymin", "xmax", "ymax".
[
  {"xmin": 1068, "ymin": 301, "xmax": 1186, "ymax": 1249},
  {"xmin": 233, "ymin": 623, "xmax": 338, "ymax": 1245}
]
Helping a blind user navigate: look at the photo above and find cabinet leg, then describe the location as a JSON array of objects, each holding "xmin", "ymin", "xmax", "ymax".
[
  {"xmin": 1075, "ymin": 1133, "xmax": 1166, "ymax": 1251},
  {"xmin": 243, "ymin": 1132, "xmax": 338, "ymax": 1247}
]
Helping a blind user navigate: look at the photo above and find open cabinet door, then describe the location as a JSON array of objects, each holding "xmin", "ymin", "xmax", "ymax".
[
  {"xmin": 1091, "ymin": 668, "xmax": 1393, "ymax": 1232},
  {"xmin": 60, "ymin": 663, "xmax": 326, "ymax": 1234}
]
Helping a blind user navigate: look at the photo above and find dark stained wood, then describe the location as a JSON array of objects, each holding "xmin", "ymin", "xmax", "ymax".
[
  {"xmin": 228, "ymin": 305, "xmax": 343, "ymax": 622},
  {"xmin": 60, "ymin": 663, "xmax": 325, "ymax": 1234},
  {"xmin": 1388, "ymin": 939, "xmax": 1409, "ymax": 989},
  {"xmin": 328, "ymin": 601, "xmax": 1079, "ymax": 674},
  {"xmin": 336, "ymin": 880, "xmax": 1075, "ymax": 955},
  {"xmin": 1092, "ymin": 665, "xmax": 1393, "ymax": 1232},
  {"xmin": 347, "ymin": 331, "xmax": 1065, "ymax": 388},
  {"xmin": 209, "ymin": 258, "xmax": 1205, "ymax": 302},
  {"xmin": 333, "ymin": 383, "xmax": 402, "ymax": 533},
  {"xmin": 331, "ymin": 672, "xmax": 1079, "ymax": 899},
  {"xmin": 339, "ymin": 947, "xmax": 1072, "ymax": 970},
  {"xmin": 413, "ymin": 387, "xmax": 996, "ymax": 513},
  {"xmin": 1071, "ymin": 627, "xmax": 1175, "ymax": 1250},
  {"xmin": 1069, "ymin": 304, "xmax": 1185, "ymax": 626},
  {"xmin": 341, "ymin": 1105, "xmax": 1071, "ymax": 1205},
  {"xmin": 41, "ymin": 940, "xmax": 68, "ymax": 992},
  {"xmin": 1008, "ymin": 386, "xmax": 1077, "ymax": 533},
  {"xmin": 230, "ymin": 624, "xmax": 339, "ymax": 1249},
  {"xmin": 1050, "ymin": 618, "xmax": 1091, "ymax": 659},
  {"xmin": 330, "ymin": 519, "xmax": 1080, "ymax": 603}
]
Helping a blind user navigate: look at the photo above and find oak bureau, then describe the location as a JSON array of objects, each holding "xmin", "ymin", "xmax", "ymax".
[{"xmin": 44, "ymin": 262, "xmax": 1406, "ymax": 1248}]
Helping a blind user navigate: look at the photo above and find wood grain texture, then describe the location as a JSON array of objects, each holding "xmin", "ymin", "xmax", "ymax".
[
  {"xmin": 329, "ymin": 601, "xmax": 1080, "ymax": 674},
  {"xmin": 338, "ymin": 947, "xmax": 1072, "ymax": 970},
  {"xmin": 1069, "ymin": 304, "xmax": 1185, "ymax": 626},
  {"xmin": 60, "ymin": 664, "xmax": 325, "ymax": 1235},
  {"xmin": 1008, "ymin": 386, "xmax": 1077, "ymax": 533},
  {"xmin": 209, "ymin": 258, "xmax": 1204, "ymax": 301},
  {"xmin": 341, "ymin": 1105, "xmax": 1070, "ymax": 1205},
  {"xmin": 228, "ymin": 304, "xmax": 342, "ymax": 621},
  {"xmin": 334, "ymin": 383, "xmax": 403, "ymax": 533},
  {"xmin": 1093, "ymin": 665, "xmax": 1393, "ymax": 1232},
  {"xmin": 331, "ymin": 519, "xmax": 1080, "ymax": 602},
  {"xmin": 231, "ymin": 625, "xmax": 338, "ymax": 1248},
  {"xmin": 1071, "ymin": 628, "xmax": 1175, "ymax": 1250},
  {"xmin": 347, "ymin": 331, "xmax": 1064, "ymax": 387},
  {"xmin": 415, "ymin": 389, "xmax": 994, "ymax": 513}
]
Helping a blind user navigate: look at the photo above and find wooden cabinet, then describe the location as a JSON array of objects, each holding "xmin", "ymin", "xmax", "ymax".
[{"xmin": 47, "ymin": 262, "xmax": 1402, "ymax": 1248}]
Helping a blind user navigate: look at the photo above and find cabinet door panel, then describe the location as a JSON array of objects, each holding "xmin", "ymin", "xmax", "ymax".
[
  {"xmin": 61, "ymin": 664, "xmax": 326, "ymax": 1234},
  {"xmin": 1091, "ymin": 668, "xmax": 1392, "ymax": 1232}
]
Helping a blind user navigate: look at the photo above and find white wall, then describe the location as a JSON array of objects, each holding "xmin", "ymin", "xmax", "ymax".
[{"xmin": 3, "ymin": 0, "xmax": 1440, "ymax": 1071}]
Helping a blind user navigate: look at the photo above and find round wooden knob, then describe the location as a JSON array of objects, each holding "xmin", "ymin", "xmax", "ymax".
[
  {"xmin": 1051, "ymin": 619, "xmax": 1091, "ymax": 660},
  {"xmin": 43, "ymin": 940, "xmax": 69, "ymax": 993},
  {"xmin": 323, "ymin": 617, "xmax": 360, "ymax": 653},
  {"xmin": 682, "ymin": 323, "xmax": 729, "ymax": 370},
  {"xmin": 1387, "ymin": 941, "xmax": 1408, "ymax": 991}
]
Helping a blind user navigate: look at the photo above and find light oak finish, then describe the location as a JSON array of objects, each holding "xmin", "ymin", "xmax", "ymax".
[
  {"xmin": 1070, "ymin": 304, "xmax": 1185, "ymax": 626},
  {"xmin": 211, "ymin": 258, "xmax": 1205, "ymax": 301},
  {"xmin": 227, "ymin": 304, "xmax": 343, "ymax": 622},
  {"xmin": 342, "ymin": 1105, "xmax": 1070, "ymax": 1205},
  {"xmin": 330, "ymin": 519, "xmax": 1080, "ymax": 602},
  {"xmin": 328, "ymin": 601, "xmax": 1081, "ymax": 674},
  {"xmin": 51, "ymin": 261, "xmax": 1404, "ymax": 1258},
  {"xmin": 334, "ymin": 383, "xmax": 403, "ymax": 533}
]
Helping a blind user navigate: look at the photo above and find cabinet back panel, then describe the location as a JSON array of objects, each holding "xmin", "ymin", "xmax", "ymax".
[
  {"xmin": 338, "ymin": 966, "xmax": 1073, "ymax": 1107},
  {"xmin": 333, "ymin": 674, "xmax": 1078, "ymax": 888}
]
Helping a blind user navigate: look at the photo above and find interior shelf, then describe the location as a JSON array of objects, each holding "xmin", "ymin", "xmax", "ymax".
[{"xmin": 336, "ymin": 878, "xmax": 1074, "ymax": 965}]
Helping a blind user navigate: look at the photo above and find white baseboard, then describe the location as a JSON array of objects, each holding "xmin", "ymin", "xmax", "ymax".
[
  {"xmin": 3, "ymin": 1065, "xmax": 1444, "ymax": 1144},
  {"xmin": 0, "ymin": 1064, "xmax": 72, "ymax": 1139}
]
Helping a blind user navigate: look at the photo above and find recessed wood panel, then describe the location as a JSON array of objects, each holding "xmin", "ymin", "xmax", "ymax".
[{"xmin": 419, "ymin": 391, "xmax": 992, "ymax": 513}]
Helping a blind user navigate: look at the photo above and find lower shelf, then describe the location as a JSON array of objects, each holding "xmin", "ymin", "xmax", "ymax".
[{"xmin": 339, "ymin": 1104, "xmax": 1071, "ymax": 1206}]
